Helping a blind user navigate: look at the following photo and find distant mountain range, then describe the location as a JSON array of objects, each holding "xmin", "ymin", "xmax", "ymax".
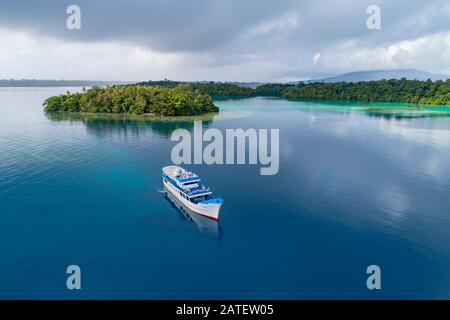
[
  {"xmin": 1, "ymin": 69, "xmax": 448, "ymax": 88},
  {"xmin": 0, "ymin": 79, "xmax": 131, "ymax": 87},
  {"xmin": 311, "ymin": 69, "xmax": 449, "ymax": 83}
]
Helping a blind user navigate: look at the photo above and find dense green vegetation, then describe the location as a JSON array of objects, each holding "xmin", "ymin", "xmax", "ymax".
[
  {"xmin": 44, "ymin": 79, "xmax": 449, "ymax": 116},
  {"xmin": 190, "ymin": 82, "xmax": 255, "ymax": 98},
  {"xmin": 137, "ymin": 80, "xmax": 255, "ymax": 98},
  {"xmin": 283, "ymin": 79, "xmax": 450, "ymax": 105},
  {"xmin": 43, "ymin": 85, "xmax": 218, "ymax": 116},
  {"xmin": 137, "ymin": 79, "xmax": 449, "ymax": 105},
  {"xmin": 135, "ymin": 80, "xmax": 180, "ymax": 88},
  {"xmin": 137, "ymin": 81, "xmax": 295, "ymax": 97},
  {"xmin": 254, "ymin": 83, "xmax": 296, "ymax": 96}
]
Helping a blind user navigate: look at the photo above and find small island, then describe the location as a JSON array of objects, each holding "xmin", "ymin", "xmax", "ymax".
[{"xmin": 43, "ymin": 85, "xmax": 219, "ymax": 116}]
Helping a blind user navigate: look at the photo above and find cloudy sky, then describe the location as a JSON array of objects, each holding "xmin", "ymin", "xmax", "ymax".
[{"xmin": 0, "ymin": 0, "xmax": 449, "ymax": 82}]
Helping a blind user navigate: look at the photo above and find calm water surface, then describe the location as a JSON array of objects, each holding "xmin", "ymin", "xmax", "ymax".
[{"xmin": 0, "ymin": 87, "xmax": 449, "ymax": 299}]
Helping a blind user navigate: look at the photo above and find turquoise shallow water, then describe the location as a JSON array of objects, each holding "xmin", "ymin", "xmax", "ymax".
[{"xmin": 0, "ymin": 88, "xmax": 450, "ymax": 299}]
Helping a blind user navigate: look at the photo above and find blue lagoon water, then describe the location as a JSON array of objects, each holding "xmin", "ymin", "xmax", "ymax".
[{"xmin": 0, "ymin": 88, "xmax": 449, "ymax": 299}]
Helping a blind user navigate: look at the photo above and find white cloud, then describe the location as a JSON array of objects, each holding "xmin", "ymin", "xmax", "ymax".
[
  {"xmin": 245, "ymin": 12, "xmax": 299, "ymax": 36},
  {"xmin": 0, "ymin": 27, "xmax": 300, "ymax": 82},
  {"xmin": 0, "ymin": 7, "xmax": 449, "ymax": 82},
  {"xmin": 312, "ymin": 31, "xmax": 450, "ymax": 76},
  {"xmin": 0, "ymin": 28, "xmax": 184, "ymax": 81}
]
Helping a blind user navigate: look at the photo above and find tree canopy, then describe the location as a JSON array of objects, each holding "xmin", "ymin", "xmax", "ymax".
[
  {"xmin": 136, "ymin": 80, "xmax": 255, "ymax": 99},
  {"xmin": 44, "ymin": 79, "xmax": 450, "ymax": 116},
  {"xmin": 136, "ymin": 78, "xmax": 450, "ymax": 105},
  {"xmin": 282, "ymin": 79, "xmax": 450, "ymax": 105},
  {"xmin": 43, "ymin": 85, "xmax": 219, "ymax": 116}
]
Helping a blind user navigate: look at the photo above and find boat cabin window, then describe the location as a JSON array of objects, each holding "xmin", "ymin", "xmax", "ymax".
[{"xmin": 191, "ymin": 195, "xmax": 210, "ymax": 204}]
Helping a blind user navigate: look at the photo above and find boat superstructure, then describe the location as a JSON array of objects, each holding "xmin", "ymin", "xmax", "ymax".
[{"xmin": 162, "ymin": 166, "xmax": 223, "ymax": 220}]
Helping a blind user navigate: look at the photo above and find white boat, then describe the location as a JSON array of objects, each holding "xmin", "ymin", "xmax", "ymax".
[
  {"xmin": 163, "ymin": 187, "xmax": 221, "ymax": 238},
  {"xmin": 162, "ymin": 166, "xmax": 223, "ymax": 220}
]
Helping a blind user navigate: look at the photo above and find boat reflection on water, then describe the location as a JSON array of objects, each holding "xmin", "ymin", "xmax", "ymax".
[{"xmin": 163, "ymin": 186, "xmax": 222, "ymax": 239}]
